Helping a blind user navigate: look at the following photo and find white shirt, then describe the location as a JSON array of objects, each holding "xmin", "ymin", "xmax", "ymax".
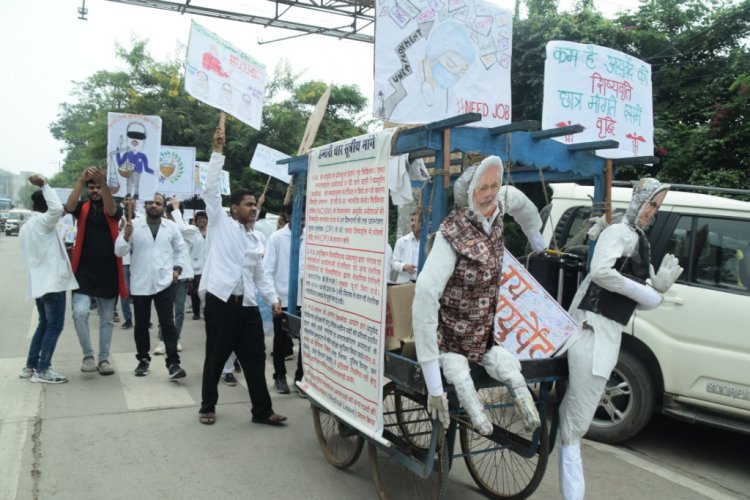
[
  {"xmin": 20, "ymin": 185, "xmax": 78, "ymax": 299},
  {"xmin": 198, "ymin": 152, "xmax": 279, "ymax": 307},
  {"xmin": 391, "ymin": 231, "xmax": 420, "ymax": 283},
  {"xmin": 264, "ymin": 224, "xmax": 291, "ymax": 306},
  {"xmin": 114, "ymin": 216, "xmax": 187, "ymax": 296}
]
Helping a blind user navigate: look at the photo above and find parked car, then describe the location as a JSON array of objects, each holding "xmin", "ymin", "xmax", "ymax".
[
  {"xmin": 542, "ymin": 183, "xmax": 750, "ymax": 443},
  {"xmin": 4, "ymin": 208, "xmax": 32, "ymax": 236}
]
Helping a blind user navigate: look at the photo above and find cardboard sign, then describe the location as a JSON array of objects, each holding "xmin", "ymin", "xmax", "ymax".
[{"xmin": 494, "ymin": 249, "xmax": 576, "ymax": 359}]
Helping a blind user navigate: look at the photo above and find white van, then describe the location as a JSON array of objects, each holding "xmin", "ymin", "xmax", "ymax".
[
  {"xmin": 542, "ymin": 183, "xmax": 750, "ymax": 443},
  {"xmin": 4, "ymin": 208, "xmax": 33, "ymax": 236}
]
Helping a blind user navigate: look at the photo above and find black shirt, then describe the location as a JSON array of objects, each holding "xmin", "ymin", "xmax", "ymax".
[{"xmin": 71, "ymin": 200, "xmax": 123, "ymax": 298}]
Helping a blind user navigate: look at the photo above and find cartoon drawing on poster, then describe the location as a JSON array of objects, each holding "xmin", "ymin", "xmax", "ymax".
[
  {"xmin": 184, "ymin": 21, "xmax": 267, "ymax": 130},
  {"xmin": 158, "ymin": 146, "xmax": 197, "ymax": 200},
  {"xmin": 542, "ymin": 41, "xmax": 654, "ymax": 159},
  {"xmin": 106, "ymin": 112, "xmax": 162, "ymax": 201},
  {"xmin": 374, "ymin": 0, "xmax": 513, "ymax": 126}
]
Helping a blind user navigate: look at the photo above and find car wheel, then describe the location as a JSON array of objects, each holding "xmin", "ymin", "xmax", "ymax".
[{"xmin": 585, "ymin": 350, "xmax": 655, "ymax": 444}]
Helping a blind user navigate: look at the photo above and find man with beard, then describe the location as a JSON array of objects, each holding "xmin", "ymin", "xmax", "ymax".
[
  {"xmin": 65, "ymin": 168, "xmax": 127, "ymax": 376},
  {"xmin": 115, "ymin": 194, "xmax": 188, "ymax": 379}
]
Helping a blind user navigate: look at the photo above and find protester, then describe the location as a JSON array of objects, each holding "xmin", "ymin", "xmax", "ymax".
[
  {"xmin": 557, "ymin": 178, "xmax": 682, "ymax": 500},
  {"xmin": 263, "ymin": 206, "xmax": 296, "ymax": 394},
  {"xmin": 391, "ymin": 211, "xmax": 421, "ymax": 283},
  {"xmin": 115, "ymin": 194, "xmax": 188, "ymax": 379},
  {"xmin": 187, "ymin": 211, "xmax": 208, "ymax": 320},
  {"xmin": 412, "ymin": 156, "xmax": 546, "ymax": 435},
  {"xmin": 65, "ymin": 167, "xmax": 127, "ymax": 376},
  {"xmin": 198, "ymin": 121, "xmax": 285, "ymax": 426},
  {"xmin": 19, "ymin": 175, "xmax": 79, "ymax": 383},
  {"xmin": 118, "ymin": 199, "xmax": 135, "ymax": 329}
]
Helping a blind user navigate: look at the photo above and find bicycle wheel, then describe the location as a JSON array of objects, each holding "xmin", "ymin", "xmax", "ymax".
[
  {"xmin": 459, "ymin": 385, "xmax": 549, "ymax": 499},
  {"xmin": 394, "ymin": 391, "xmax": 432, "ymax": 450},
  {"xmin": 369, "ymin": 383, "xmax": 448, "ymax": 500},
  {"xmin": 312, "ymin": 405, "xmax": 365, "ymax": 469}
]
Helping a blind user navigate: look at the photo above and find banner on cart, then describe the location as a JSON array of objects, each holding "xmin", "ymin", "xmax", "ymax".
[
  {"xmin": 493, "ymin": 249, "xmax": 576, "ymax": 359},
  {"xmin": 300, "ymin": 131, "xmax": 392, "ymax": 442}
]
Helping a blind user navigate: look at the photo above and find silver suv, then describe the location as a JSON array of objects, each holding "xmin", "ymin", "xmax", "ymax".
[{"xmin": 542, "ymin": 183, "xmax": 750, "ymax": 443}]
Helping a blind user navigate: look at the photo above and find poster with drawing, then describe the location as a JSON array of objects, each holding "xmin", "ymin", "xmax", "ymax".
[
  {"xmin": 374, "ymin": 0, "xmax": 513, "ymax": 126},
  {"xmin": 494, "ymin": 250, "xmax": 576, "ymax": 360},
  {"xmin": 158, "ymin": 146, "xmax": 196, "ymax": 200},
  {"xmin": 106, "ymin": 113, "xmax": 162, "ymax": 201},
  {"xmin": 542, "ymin": 41, "xmax": 654, "ymax": 158},
  {"xmin": 184, "ymin": 21, "xmax": 267, "ymax": 130}
]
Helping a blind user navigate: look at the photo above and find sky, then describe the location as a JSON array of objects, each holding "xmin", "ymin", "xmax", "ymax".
[{"xmin": 0, "ymin": 0, "xmax": 638, "ymax": 178}]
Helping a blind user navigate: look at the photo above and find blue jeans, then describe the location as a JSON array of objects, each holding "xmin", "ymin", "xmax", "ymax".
[
  {"xmin": 120, "ymin": 265, "xmax": 132, "ymax": 322},
  {"xmin": 158, "ymin": 279, "xmax": 187, "ymax": 341},
  {"xmin": 72, "ymin": 292, "xmax": 116, "ymax": 362},
  {"xmin": 26, "ymin": 292, "xmax": 67, "ymax": 372}
]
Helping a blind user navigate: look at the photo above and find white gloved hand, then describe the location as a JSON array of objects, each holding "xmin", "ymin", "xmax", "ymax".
[
  {"xmin": 427, "ymin": 393, "xmax": 450, "ymax": 430},
  {"xmin": 651, "ymin": 253, "xmax": 684, "ymax": 293}
]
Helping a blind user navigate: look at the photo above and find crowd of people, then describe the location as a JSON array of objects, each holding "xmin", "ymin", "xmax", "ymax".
[{"xmin": 16, "ymin": 129, "xmax": 681, "ymax": 498}]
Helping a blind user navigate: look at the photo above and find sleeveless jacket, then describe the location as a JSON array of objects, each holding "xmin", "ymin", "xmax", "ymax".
[
  {"xmin": 438, "ymin": 206, "xmax": 504, "ymax": 362},
  {"xmin": 578, "ymin": 227, "xmax": 650, "ymax": 325}
]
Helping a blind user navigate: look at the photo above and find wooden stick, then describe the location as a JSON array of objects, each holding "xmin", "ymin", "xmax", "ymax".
[{"xmin": 218, "ymin": 111, "xmax": 226, "ymax": 132}]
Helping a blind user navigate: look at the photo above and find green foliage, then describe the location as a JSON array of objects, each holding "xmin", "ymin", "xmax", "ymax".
[{"xmin": 48, "ymin": 43, "xmax": 370, "ymax": 215}]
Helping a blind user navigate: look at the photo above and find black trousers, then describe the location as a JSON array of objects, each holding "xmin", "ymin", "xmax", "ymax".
[
  {"xmin": 132, "ymin": 286, "xmax": 179, "ymax": 366},
  {"xmin": 189, "ymin": 274, "xmax": 202, "ymax": 317},
  {"xmin": 272, "ymin": 307, "xmax": 294, "ymax": 378},
  {"xmin": 200, "ymin": 293, "xmax": 273, "ymax": 419}
]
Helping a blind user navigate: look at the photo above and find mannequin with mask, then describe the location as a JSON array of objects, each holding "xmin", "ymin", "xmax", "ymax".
[
  {"xmin": 412, "ymin": 155, "xmax": 547, "ymax": 436},
  {"xmin": 557, "ymin": 177, "xmax": 683, "ymax": 500}
]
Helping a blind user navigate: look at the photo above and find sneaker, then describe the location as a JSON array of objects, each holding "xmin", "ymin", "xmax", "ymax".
[
  {"xmin": 122, "ymin": 319, "xmax": 133, "ymax": 329},
  {"xmin": 274, "ymin": 376, "xmax": 290, "ymax": 394},
  {"xmin": 222, "ymin": 373, "xmax": 238, "ymax": 386},
  {"xmin": 177, "ymin": 342, "xmax": 183, "ymax": 352},
  {"xmin": 31, "ymin": 369, "xmax": 68, "ymax": 384},
  {"xmin": 81, "ymin": 356, "xmax": 97, "ymax": 372},
  {"xmin": 97, "ymin": 360, "xmax": 115, "ymax": 376},
  {"xmin": 153, "ymin": 341, "xmax": 166, "ymax": 355},
  {"xmin": 192, "ymin": 314, "xmax": 200, "ymax": 320},
  {"xmin": 168, "ymin": 364, "xmax": 186, "ymax": 380},
  {"xmin": 113, "ymin": 311, "xmax": 120, "ymax": 323},
  {"xmin": 233, "ymin": 359, "xmax": 241, "ymax": 373},
  {"xmin": 134, "ymin": 360, "xmax": 150, "ymax": 377},
  {"xmin": 20, "ymin": 366, "xmax": 34, "ymax": 378}
]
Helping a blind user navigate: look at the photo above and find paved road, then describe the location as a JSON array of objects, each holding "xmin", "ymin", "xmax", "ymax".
[{"xmin": 1, "ymin": 232, "xmax": 747, "ymax": 500}]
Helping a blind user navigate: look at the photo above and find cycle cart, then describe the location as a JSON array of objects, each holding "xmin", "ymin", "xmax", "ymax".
[{"xmin": 281, "ymin": 113, "xmax": 655, "ymax": 499}]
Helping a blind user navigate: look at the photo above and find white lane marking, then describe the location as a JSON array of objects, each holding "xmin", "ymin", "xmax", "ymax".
[
  {"xmin": 26, "ymin": 307, "xmax": 38, "ymax": 339},
  {"xmin": 0, "ymin": 358, "xmax": 42, "ymax": 500},
  {"xmin": 586, "ymin": 440, "xmax": 739, "ymax": 500},
  {"xmin": 111, "ymin": 353, "xmax": 195, "ymax": 411}
]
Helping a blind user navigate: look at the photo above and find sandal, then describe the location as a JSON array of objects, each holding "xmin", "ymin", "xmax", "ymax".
[
  {"xmin": 199, "ymin": 412, "xmax": 216, "ymax": 425},
  {"xmin": 251, "ymin": 413, "xmax": 287, "ymax": 426}
]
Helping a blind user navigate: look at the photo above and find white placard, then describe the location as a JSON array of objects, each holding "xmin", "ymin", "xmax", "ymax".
[
  {"xmin": 194, "ymin": 161, "xmax": 231, "ymax": 196},
  {"xmin": 542, "ymin": 41, "xmax": 654, "ymax": 158},
  {"xmin": 249, "ymin": 144, "xmax": 291, "ymax": 184},
  {"xmin": 494, "ymin": 250, "xmax": 577, "ymax": 360},
  {"xmin": 374, "ymin": 0, "xmax": 513, "ymax": 126},
  {"xmin": 158, "ymin": 146, "xmax": 196, "ymax": 200},
  {"xmin": 300, "ymin": 132, "xmax": 392, "ymax": 440},
  {"xmin": 185, "ymin": 21, "xmax": 267, "ymax": 130},
  {"xmin": 106, "ymin": 113, "xmax": 162, "ymax": 201}
]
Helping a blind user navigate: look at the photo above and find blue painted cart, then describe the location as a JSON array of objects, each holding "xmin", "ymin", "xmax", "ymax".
[{"xmin": 281, "ymin": 113, "xmax": 655, "ymax": 499}]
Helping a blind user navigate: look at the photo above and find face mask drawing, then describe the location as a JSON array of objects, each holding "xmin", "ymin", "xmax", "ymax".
[{"xmin": 423, "ymin": 21, "xmax": 476, "ymax": 106}]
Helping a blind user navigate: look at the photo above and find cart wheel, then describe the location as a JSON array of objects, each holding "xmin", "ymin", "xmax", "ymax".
[
  {"xmin": 312, "ymin": 405, "xmax": 365, "ymax": 469},
  {"xmin": 369, "ymin": 383, "xmax": 448, "ymax": 500},
  {"xmin": 395, "ymin": 391, "xmax": 432, "ymax": 450},
  {"xmin": 459, "ymin": 386, "xmax": 549, "ymax": 499}
]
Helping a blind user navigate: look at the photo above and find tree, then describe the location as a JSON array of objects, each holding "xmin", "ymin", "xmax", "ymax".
[{"xmin": 49, "ymin": 40, "xmax": 371, "ymax": 214}]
